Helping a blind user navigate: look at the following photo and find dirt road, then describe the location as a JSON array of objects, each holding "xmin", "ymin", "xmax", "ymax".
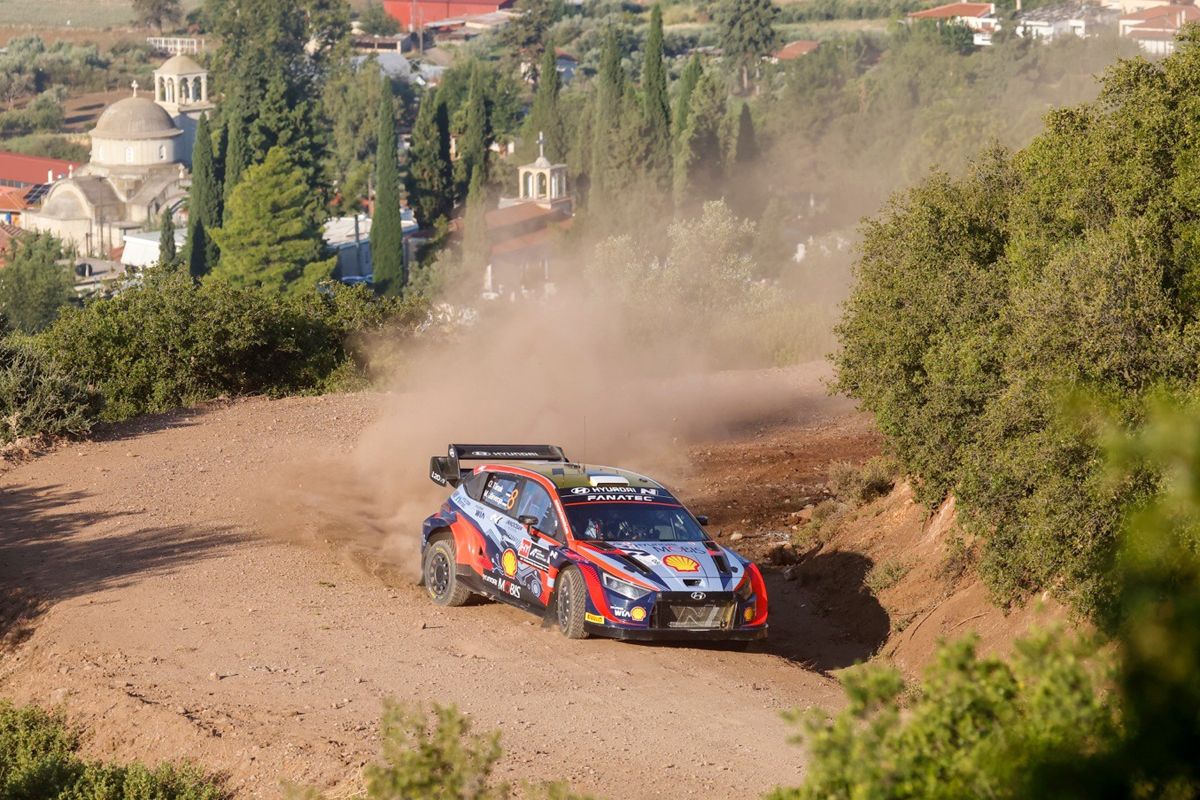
[{"xmin": 0, "ymin": 372, "xmax": 881, "ymax": 799}]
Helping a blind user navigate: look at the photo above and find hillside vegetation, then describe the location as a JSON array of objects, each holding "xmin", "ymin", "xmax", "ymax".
[{"xmin": 836, "ymin": 30, "xmax": 1200, "ymax": 618}]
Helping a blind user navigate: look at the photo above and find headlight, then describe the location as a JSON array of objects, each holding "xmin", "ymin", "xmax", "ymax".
[{"xmin": 602, "ymin": 572, "xmax": 650, "ymax": 600}]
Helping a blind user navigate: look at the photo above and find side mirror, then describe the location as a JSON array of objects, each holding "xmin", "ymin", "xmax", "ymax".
[
  {"xmin": 696, "ymin": 515, "xmax": 709, "ymax": 526},
  {"xmin": 517, "ymin": 514, "xmax": 539, "ymax": 526}
]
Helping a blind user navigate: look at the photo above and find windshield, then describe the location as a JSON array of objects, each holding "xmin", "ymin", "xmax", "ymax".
[{"xmin": 564, "ymin": 502, "xmax": 708, "ymax": 543}]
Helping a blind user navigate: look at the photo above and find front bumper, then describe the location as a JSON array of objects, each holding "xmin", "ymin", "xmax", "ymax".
[{"xmin": 585, "ymin": 622, "xmax": 768, "ymax": 641}]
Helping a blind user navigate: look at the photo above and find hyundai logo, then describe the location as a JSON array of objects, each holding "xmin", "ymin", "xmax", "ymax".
[{"xmin": 690, "ymin": 592, "xmax": 707, "ymax": 600}]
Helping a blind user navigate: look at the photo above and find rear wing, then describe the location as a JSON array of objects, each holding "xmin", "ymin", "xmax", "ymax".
[{"xmin": 429, "ymin": 443, "xmax": 569, "ymax": 488}]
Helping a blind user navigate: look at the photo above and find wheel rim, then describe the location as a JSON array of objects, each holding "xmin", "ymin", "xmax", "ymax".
[
  {"xmin": 429, "ymin": 551, "xmax": 451, "ymax": 599},
  {"xmin": 558, "ymin": 578, "xmax": 572, "ymax": 626}
]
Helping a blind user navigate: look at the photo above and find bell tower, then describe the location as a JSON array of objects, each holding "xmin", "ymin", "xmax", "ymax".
[{"xmin": 514, "ymin": 132, "xmax": 571, "ymax": 213}]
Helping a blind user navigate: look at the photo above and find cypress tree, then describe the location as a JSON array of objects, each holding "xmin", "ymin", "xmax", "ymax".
[
  {"xmin": 404, "ymin": 89, "xmax": 454, "ymax": 228},
  {"xmin": 158, "ymin": 208, "xmax": 177, "ymax": 267},
  {"xmin": 734, "ymin": 101, "xmax": 759, "ymax": 165},
  {"xmin": 674, "ymin": 72, "xmax": 726, "ymax": 210},
  {"xmin": 642, "ymin": 6, "xmax": 671, "ymax": 190},
  {"xmin": 520, "ymin": 45, "xmax": 565, "ymax": 163},
  {"xmin": 461, "ymin": 165, "xmax": 489, "ymax": 273},
  {"xmin": 223, "ymin": 103, "xmax": 249, "ymax": 222},
  {"xmin": 372, "ymin": 85, "xmax": 405, "ymax": 296},
  {"xmin": 186, "ymin": 112, "xmax": 222, "ymax": 278},
  {"xmin": 456, "ymin": 67, "xmax": 490, "ymax": 196},
  {"xmin": 673, "ymin": 55, "xmax": 702, "ymax": 144},
  {"xmin": 590, "ymin": 28, "xmax": 627, "ymax": 203}
]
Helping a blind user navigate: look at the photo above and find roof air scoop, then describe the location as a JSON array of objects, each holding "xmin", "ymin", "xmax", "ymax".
[{"xmin": 590, "ymin": 475, "xmax": 630, "ymax": 487}]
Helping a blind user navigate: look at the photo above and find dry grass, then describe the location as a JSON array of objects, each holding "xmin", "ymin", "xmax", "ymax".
[
  {"xmin": 0, "ymin": 0, "xmax": 202, "ymax": 29},
  {"xmin": 865, "ymin": 558, "xmax": 912, "ymax": 595}
]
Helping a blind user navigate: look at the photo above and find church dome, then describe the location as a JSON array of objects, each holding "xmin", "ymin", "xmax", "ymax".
[
  {"xmin": 158, "ymin": 54, "xmax": 204, "ymax": 75},
  {"xmin": 92, "ymin": 97, "xmax": 181, "ymax": 141}
]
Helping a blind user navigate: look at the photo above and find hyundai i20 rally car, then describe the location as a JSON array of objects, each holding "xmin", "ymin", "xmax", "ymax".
[{"xmin": 420, "ymin": 444, "xmax": 768, "ymax": 642}]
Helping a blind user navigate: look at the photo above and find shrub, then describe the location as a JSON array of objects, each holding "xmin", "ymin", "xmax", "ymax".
[
  {"xmin": 0, "ymin": 701, "xmax": 220, "ymax": 799},
  {"xmin": 35, "ymin": 272, "xmax": 423, "ymax": 423},
  {"xmin": 0, "ymin": 232, "xmax": 76, "ymax": 334},
  {"xmin": 828, "ymin": 457, "xmax": 897, "ymax": 506},
  {"xmin": 0, "ymin": 338, "xmax": 98, "ymax": 445},
  {"xmin": 833, "ymin": 35, "xmax": 1200, "ymax": 617},
  {"xmin": 863, "ymin": 558, "xmax": 911, "ymax": 594}
]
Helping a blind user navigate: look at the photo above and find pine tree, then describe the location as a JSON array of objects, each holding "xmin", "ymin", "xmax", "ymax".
[
  {"xmin": 456, "ymin": 68, "xmax": 490, "ymax": 196},
  {"xmin": 210, "ymin": 147, "xmax": 336, "ymax": 293},
  {"xmin": 716, "ymin": 0, "xmax": 781, "ymax": 92},
  {"xmin": 372, "ymin": 85, "xmax": 405, "ymax": 296},
  {"xmin": 158, "ymin": 208, "xmax": 177, "ymax": 268},
  {"xmin": 185, "ymin": 112, "xmax": 222, "ymax": 278},
  {"xmin": 673, "ymin": 55, "xmax": 702, "ymax": 143},
  {"xmin": 590, "ymin": 28, "xmax": 627, "ymax": 204},
  {"xmin": 461, "ymin": 165, "xmax": 489, "ymax": 273},
  {"xmin": 519, "ymin": 45, "xmax": 565, "ymax": 163},
  {"xmin": 405, "ymin": 89, "xmax": 454, "ymax": 228},
  {"xmin": 642, "ymin": 6, "xmax": 671, "ymax": 191},
  {"xmin": 674, "ymin": 72, "xmax": 727, "ymax": 209}
]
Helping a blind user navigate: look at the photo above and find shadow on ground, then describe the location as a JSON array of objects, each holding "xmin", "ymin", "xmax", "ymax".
[
  {"xmin": 757, "ymin": 551, "xmax": 891, "ymax": 672},
  {"xmin": 0, "ymin": 482, "xmax": 248, "ymax": 644}
]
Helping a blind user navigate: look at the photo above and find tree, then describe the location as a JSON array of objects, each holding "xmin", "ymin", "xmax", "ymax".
[
  {"xmin": 461, "ymin": 166, "xmax": 490, "ymax": 275},
  {"xmin": 716, "ymin": 0, "xmax": 781, "ymax": 92},
  {"xmin": 210, "ymin": 147, "xmax": 336, "ymax": 293},
  {"xmin": 0, "ymin": 233, "xmax": 75, "ymax": 334},
  {"xmin": 674, "ymin": 72, "xmax": 726, "ymax": 209},
  {"xmin": 673, "ymin": 54, "xmax": 702, "ymax": 143},
  {"xmin": 132, "ymin": 0, "xmax": 183, "ymax": 32},
  {"xmin": 642, "ymin": 6, "xmax": 671, "ymax": 192},
  {"xmin": 372, "ymin": 85, "xmax": 406, "ymax": 295},
  {"xmin": 733, "ymin": 101, "xmax": 759, "ymax": 165},
  {"xmin": 158, "ymin": 209, "xmax": 178, "ymax": 268},
  {"xmin": 222, "ymin": 100, "xmax": 249, "ymax": 218},
  {"xmin": 360, "ymin": 0, "xmax": 400, "ymax": 35},
  {"xmin": 185, "ymin": 112, "xmax": 222, "ymax": 277},
  {"xmin": 518, "ymin": 45, "xmax": 566, "ymax": 163},
  {"xmin": 500, "ymin": 0, "xmax": 564, "ymax": 62},
  {"xmin": 405, "ymin": 89, "xmax": 454, "ymax": 228},
  {"xmin": 589, "ymin": 28, "xmax": 628, "ymax": 204},
  {"xmin": 455, "ymin": 68, "xmax": 490, "ymax": 195}
]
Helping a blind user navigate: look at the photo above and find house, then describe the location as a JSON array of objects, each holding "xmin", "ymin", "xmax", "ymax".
[
  {"xmin": 0, "ymin": 221, "xmax": 29, "ymax": 267},
  {"xmin": 1119, "ymin": 3, "xmax": 1200, "ymax": 53},
  {"xmin": 0, "ymin": 151, "xmax": 80, "ymax": 190},
  {"xmin": 1016, "ymin": 3, "xmax": 1095, "ymax": 39},
  {"xmin": 770, "ymin": 40, "xmax": 820, "ymax": 62},
  {"xmin": 555, "ymin": 49, "xmax": 578, "ymax": 83},
  {"xmin": 908, "ymin": 2, "xmax": 1000, "ymax": 45},
  {"xmin": 0, "ymin": 187, "xmax": 30, "ymax": 226},
  {"xmin": 382, "ymin": 0, "xmax": 514, "ymax": 29}
]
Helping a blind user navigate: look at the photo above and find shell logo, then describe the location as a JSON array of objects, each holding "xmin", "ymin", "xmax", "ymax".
[
  {"xmin": 501, "ymin": 549, "xmax": 519, "ymax": 577},
  {"xmin": 663, "ymin": 554, "xmax": 700, "ymax": 573},
  {"xmin": 630, "ymin": 606, "xmax": 647, "ymax": 622}
]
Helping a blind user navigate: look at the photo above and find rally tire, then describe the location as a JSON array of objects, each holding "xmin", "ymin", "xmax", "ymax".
[
  {"xmin": 424, "ymin": 538, "xmax": 470, "ymax": 607},
  {"xmin": 555, "ymin": 568, "xmax": 589, "ymax": 639}
]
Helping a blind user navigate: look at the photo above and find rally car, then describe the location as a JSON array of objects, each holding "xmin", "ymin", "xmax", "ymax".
[{"xmin": 420, "ymin": 444, "xmax": 768, "ymax": 642}]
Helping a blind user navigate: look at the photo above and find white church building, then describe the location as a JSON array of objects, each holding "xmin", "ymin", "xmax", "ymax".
[{"xmin": 24, "ymin": 55, "xmax": 214, "ymax": 258}]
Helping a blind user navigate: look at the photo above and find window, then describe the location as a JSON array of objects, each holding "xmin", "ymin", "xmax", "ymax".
[
  {"xmin": 461, "ymin": 470, "xmax": 488, "ymax": 501},
  {"xmin": 125, "ymin": 146, "xmax": 134, "ymax": 163},
  {"xmin": 481, "ymin": 473, "xmax": 521, "ymax": 514},
  {"xmin": 158, "ymin": 145, "xmax": 166, "ymax": 160},
  {"xmin": 564, "ymin": 503, "xmax": 707, "ymax": 543},
  {"xmin": 516, "ymin": 482, "xmax": 560, "ymax": 540}
]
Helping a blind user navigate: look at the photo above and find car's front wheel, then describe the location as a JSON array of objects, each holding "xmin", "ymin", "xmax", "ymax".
[
  {"xmin": 555, "ymin": 567, "xmax": 589, "ymax": 639},
  {"xmin": 424, "ymin": 537, "xmax": 470, "ymax": 607}
]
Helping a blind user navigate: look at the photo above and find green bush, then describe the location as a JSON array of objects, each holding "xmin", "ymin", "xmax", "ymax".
[
  {"xmin": 833, "ymin": 34, "xmax": 1200, "ymax": 617},
  {"xmin": 0, "ymin": 701, "xmax": 221, "ymax": 799},
  {"xmin": 0, "ymin": 338, "xmax": 98, "ymax": 445},
  {"xmin": 34, "ymin": 272, "xmax": 423, "ymax": 423},
  {"xmin": 774, "ymin": 399, "xmax": 1200, "ymax": 799}
]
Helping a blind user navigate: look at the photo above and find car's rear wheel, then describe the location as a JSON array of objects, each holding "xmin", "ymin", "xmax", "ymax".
[
  {"xmin": 424, "ymin": 537, "xmax": 470, "ymax": 607},
  {"xmin": 555, "ymin": 567, "xmax": 589, "ymax": 639}
]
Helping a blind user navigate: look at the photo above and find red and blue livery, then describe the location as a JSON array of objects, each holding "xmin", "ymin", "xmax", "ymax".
[{"xmin": 420, "ymin": 444, "xmax": 768, "ymax": 642}]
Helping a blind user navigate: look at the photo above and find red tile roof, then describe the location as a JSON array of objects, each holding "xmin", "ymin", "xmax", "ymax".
[
  {"xmin": 909, "ymin": 2, "xmax": 994, "ymax": 19},
  {"xmin": 0, "ymin": 222, "xmax": 29, "ymax": 266},
  {"xmin": 0, "ymin": 151, "xmax": 81, "ymax": 187},
  {"xmin": 1121, "ymin": 3, "xmax": 1200, "ymax": 30},
  {"xmin": 484, "ymin": 201, "xmax": 557, "ymax": 230},
  {"xmin": 1120, "ymin": 3, "xmax": 1199, "ymax": 21},
  {"xmin": 0, "ymin": 186, "xmax": 29, "ymax": 211},
  {"xmin": 775, "ymin": 40, "xmax": 820, "ymax": 60}
]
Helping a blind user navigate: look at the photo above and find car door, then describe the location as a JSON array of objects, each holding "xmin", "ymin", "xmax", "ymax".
[
  {"xmin": 511, "ymin": 480, "xmax": 562, "ymax": 608},
  {"xmin": 477, "ymin": 472, "xmax": 542, "ymax": 605}
]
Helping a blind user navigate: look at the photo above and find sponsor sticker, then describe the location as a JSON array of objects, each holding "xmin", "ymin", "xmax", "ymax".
[
  {"xmin": 501, "ymin": 549, "xmax": 519, "ymax": 577},
  {"xmin": 630, "ymin": 606, "xmax": 647, "ymax": 622},
  {"xmin": 663, "ymin": 554, "xmax": 701, "ymax": 573},
  {"xmin": 584, "ymin": 612, "xmax": 605, "ymax": 625}
]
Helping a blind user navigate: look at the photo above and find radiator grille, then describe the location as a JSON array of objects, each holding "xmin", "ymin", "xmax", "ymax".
[{"xmin": 660, "ymin": 603, "xmax": 733, "ymax": 629}]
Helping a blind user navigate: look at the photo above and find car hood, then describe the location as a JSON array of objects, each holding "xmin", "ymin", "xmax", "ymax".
[{"xmin": 580, "ymin": 540, "xmax": 745, "ymax": 593}]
